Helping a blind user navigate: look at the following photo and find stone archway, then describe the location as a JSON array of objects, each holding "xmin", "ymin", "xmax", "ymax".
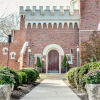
[{"xmin": 43, "ymin": 44, "xmax": 64, "ymax": 73}]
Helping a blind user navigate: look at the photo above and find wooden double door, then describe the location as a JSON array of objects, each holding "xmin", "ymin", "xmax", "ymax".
[{"xmin": 48, "ymin": 50, "xmax": 59, "ymax": 73}]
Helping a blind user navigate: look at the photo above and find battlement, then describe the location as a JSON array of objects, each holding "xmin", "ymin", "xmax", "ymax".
[
  {"xmin": 19, "ymin": 6, "xmax": 76, "ymax": 16},
  {"xmin": 19, "ymin": 6, "xmax": 79, "ymax": 29}
]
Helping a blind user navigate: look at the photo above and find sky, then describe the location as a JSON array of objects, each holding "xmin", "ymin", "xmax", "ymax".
[{"xmin": 0, "ymin": 0, "xmax": 71, "ymax": 16}]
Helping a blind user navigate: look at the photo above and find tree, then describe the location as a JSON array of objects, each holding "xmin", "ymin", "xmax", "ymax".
[
  {"xmin": 81, "ymin": 31, "xmax": 100, "ymax": 64},
  {"xmin": 0, "ymin": 13, "xmax": 19, "ymax": 42},
  {"xmin": 35, "ymin": 57, "xmax": 42, "ymax": 68},
  {"xmin": 61, "ymin": 55, "xmax": 69, "ymax": 72}
]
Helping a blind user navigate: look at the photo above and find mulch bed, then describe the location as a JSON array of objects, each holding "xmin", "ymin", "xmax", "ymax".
[
  {"xmin": 63, "ymin": 80, "xmax": 89, "ymax": 100},
  {"xmin": 11, "ymin": 79, "xmax": 43, "ymax": 100}
]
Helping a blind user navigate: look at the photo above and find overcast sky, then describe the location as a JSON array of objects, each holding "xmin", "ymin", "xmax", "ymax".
[{"xmin": 0, "ymin": 0, "xmax": 71, "ymax": 16}]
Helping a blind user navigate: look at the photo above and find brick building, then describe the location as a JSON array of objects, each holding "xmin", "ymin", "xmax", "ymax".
[{"xmin": 0, "ymin": 0, "xmax": 100, "ymax": 73}]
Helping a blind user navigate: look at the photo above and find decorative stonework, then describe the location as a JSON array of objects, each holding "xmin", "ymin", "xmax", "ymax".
[
  {"xmin": 98, "ymin": 22, "xmax": 100, "ymax": 31},
  {"xmin": 19, "ymin": 5, "xmax": 79, "ymax": 29},
  {"xmin": 10, "ymin": 52, "xmax": 16, "ymax": 59},
  {"xmin": 43, "ymin": 44, "xmax": 64, "ymax": 73},
  {"xmin": 20, "ymin": 42, "xmax": 29, "ymax": 54},
  {"xmin": 85, "ymin": 84, "xmax": 100, "ymax": 100},
  {"xmin": 0, "ymin": 85, "xmax": 12, "ymax": 100},
  {"xmin": 3, "ymin": 47, "xmax": 8, "ymax": 55},
  {"xmin": 43, "ymin": 44, "xmax": 64, "ymax": 56}
]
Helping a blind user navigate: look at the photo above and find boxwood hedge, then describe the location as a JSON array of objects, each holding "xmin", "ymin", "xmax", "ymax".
[
  {"xmin": 0, "ymin": 67, "xmax": 39, "ymax": 88},
  {"xmin": 66, "ymin": 62, "xmax": 100, "ymax": 89}
]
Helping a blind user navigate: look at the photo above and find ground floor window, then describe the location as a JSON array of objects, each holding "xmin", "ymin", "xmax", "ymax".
[
  {"xmin": 66, "ymin": 54, "xmax": 73, "ymax": 64},
  {"xmin": 34, "ymin": 54, "xmax": 42, "ymax": 64}
]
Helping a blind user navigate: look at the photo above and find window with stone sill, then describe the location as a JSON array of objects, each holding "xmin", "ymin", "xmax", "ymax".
[
  {"xmin": 66, "ymin": 54, "xmax": 73, "ymax": 64},
  {"xmin": 10, "ymin": 52, "xmax": 16, "ymax": 59},
  {"xmin": 3, "ymin": 47, "xmax": 8, "ymax": 55}
]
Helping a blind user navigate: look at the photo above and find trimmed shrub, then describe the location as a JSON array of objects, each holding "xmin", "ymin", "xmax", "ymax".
[
  {"xmin": 79, "ymin": 62, "xmax": 100, "ymax": 88},
  {"xmin": 17, "ymin": 71, "xmax": 27, "ymax": 84},
  {"xmin": 20, "ymin": 68, "xmax": 39, "ymax": 84},
  {"xmin": 3, "ymin": 67, "xmax": 21, "ymax": 88},
  {"xmin": 85, "ymin": 69, "xmax": 100, "ymax": 84},
  {"xmin": 74, "ymin": 67, "xmax": 81, "ymax": 88},
  {"xmin": 17, "ymin": 72, "xmax": 23, "ymax": 85},
  {"xmin": 35, "ymin": 57, "xmax": 42, "ymax": 68},
  {"xmin": 66, "ymin": 62, "xmax": 100, "ymax": 90},
  {"xmin": 0, "ymin": 67, "xmax": 39, "ymax": 88},
  {"xmin": 0, "ymin": 68, "xmax": 15, "ymax": 86},
  {"xmin": 32, "ymin": 69, "xmax": 40, "ymax": 79},
  {"xmin": 66, "ymin": 67, "xmax": 76, "ymax": 87}
]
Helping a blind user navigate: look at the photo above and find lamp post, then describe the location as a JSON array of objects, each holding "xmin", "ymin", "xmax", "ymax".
[
  {"xmin": 28, "ymin": 48, "xmax": 31, "ymax": 67},
  {"xmin": 7, "ymin": 35, "xmax": 12, "ymax": 68},
  {"xmin": 77, "ymin": 47, "xmax": 80, "ymax": 67}
]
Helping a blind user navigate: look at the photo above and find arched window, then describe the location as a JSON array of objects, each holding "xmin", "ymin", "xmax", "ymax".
[
  {"xmin": 98, "ymin": 22, "xmax": 100, "ymax": 31},
  {"xmin": 3, "ymin": 47, "xmax": 8, "ymax": 55},
  {"xmin": 10, "ymin": 52, "xmax": 16, "ymax": 59}
]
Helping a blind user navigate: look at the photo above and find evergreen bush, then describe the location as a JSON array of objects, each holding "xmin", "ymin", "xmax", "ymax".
[
  {"xmin": 0, "ymin": 69, "xmax": 15, "ymax": 86},
  {"xmin": 66, "ymin": 62, "xmax": 100, "ymax": 90},
  {"xmin": 20, "ymin": 68, "xmax": 39, "ymax": 84},
  {"xmin": 85, "ymin": 69, "xmax": 100, "ymax": 84},
  {"xmin": 3, "ymin": 67, "xmax": 20, "ymax": 88},
  {"xmin": 62, "ymin": 55, "xmax": 69, "ymax": 72},
  {"xmin": 35, "ymin": 57, "xmax": 42, "ymax": 68}
]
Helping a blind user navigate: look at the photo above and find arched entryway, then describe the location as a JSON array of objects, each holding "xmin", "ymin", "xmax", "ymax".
[
  {"xmin": 48, "ymin": 50, "xmax": 59, "ymax": 73},
  {"xmin": 43, "ymin": 44, "xmax": 64, "ymax": 73}
]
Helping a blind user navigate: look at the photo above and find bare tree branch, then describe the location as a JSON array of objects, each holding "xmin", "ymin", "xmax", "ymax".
[{"xmin": 0, "ymin": 13, "xmax": 20, "ymax": 42}]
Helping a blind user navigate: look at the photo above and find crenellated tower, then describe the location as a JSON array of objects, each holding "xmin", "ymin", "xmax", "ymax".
[{"xmin": 19, "ymin": 5, "xmax": 79, "ymax": 29}]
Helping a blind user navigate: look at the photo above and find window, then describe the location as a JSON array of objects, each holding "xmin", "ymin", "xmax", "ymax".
[
  {"xmin": 34, "ymin": 54, "xmax": 42, "ymax": 64},
  {"xmin": 10, "ymin": 52, "xmax": 16, "ymax": 59},
  {"xmin": 3, "ymin": 47, "xmax": 8, "ymax": 55},
  {"xmin": 66, "ymin": 54, "xmax": 73, "ymax": 64}
]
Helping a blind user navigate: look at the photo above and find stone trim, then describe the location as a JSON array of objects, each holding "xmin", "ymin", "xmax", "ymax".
[
  {"xmin": 98, "ymin": 22, "xmax": 100, "ymax": 31},
  {"xmin": 2, "ymin": 47, "xmax": 8, "ymax": 55},
  {"xmin": 43, "ymin": 44, "xmax": 64, "ymax": 73},
  {"xmin": 10, "ymin": 52, "xmax": 16, "ymax": 59}
]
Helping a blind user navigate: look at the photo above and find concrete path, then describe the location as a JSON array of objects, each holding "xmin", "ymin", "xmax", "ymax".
[{"xmin": 21, "ymin": 79, "xmax": 81, "ymax": 100}]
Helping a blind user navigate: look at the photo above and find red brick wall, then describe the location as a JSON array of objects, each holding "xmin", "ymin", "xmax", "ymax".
[
  {"xmin": 79, "ymin": 0, "xmax": 100, "ymax": 64},
  {"xmin": 80, "ymin": 0, "xmax": 100, "ymax": 30},
  {"xmin": 0, "ymin": 16, "xmax": 26, "ymax": 70},
  {"xmin": 24, "ymin": 23, "xmax": 79, "ymax": 69}
]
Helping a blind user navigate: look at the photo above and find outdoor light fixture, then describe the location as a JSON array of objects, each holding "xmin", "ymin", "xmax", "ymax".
[
  {"xmin": 77, "ymin": 48, "xmax": 80, "ymax": 52},
  {"xmin": 8, "ymin": 35, "xmax": 12, "ymax": 43},
  {"xmin": 42, "ymin": 58, "xmax": 45, "ymax": 62},
  {"xmin": 28, "ymin": 48, "xmax": 31, "ymax": 53},
  {"xmin": 7, "ymin": 35, "xmax": 12, "ymax": 68}
]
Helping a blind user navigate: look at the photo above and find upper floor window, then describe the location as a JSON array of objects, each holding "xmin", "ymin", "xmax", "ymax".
[{"xmin": 3, "ymin": 47, "xmax": 8, "ymax": 55}]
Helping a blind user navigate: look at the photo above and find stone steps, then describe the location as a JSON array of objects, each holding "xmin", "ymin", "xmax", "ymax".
[{"xmin": 40, "ymin": 73, "xmax": 66, "ymax": 80}]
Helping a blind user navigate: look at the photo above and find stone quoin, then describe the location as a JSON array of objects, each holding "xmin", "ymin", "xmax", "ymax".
[{"xmin": 0, "ymin": 0, "xmax": 100, "ymax": 73}]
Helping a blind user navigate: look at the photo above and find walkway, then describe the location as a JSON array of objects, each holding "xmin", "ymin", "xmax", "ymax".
[{"xmin": 21, "ymin": 79, "xmax": 81, "ymax": 100}]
